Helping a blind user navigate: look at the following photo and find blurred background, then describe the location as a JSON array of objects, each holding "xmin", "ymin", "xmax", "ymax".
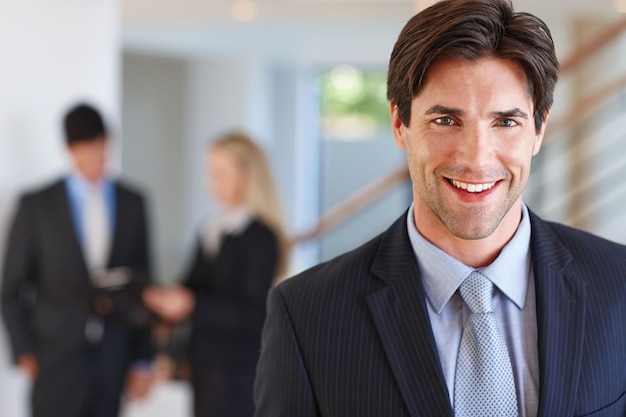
[{"xmin": 2, "ymin": 0, "xmax": 626, "ymax": 415}]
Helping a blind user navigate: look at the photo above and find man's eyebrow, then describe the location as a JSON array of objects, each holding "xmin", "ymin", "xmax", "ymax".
[
  {"xmin": 491, "ymin": 108, "xmax": 529, "ymax": 119},
  {"xmin": 424, "ymin": 105, "xmax": 464, "ymax": 116},
  {"xmin": 424, "ymin": 105, "xmax": 530, "ymax": 119}
]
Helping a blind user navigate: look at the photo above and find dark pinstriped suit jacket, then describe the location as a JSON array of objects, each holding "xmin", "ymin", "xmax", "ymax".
[{"xmin": 254, "ymin": 209, "xmax": 626, "ymax": 417}]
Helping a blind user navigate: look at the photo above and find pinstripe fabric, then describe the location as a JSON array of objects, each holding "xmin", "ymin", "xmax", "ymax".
[
  {"xmin": 254, "ymin": 209, "xmax": 626, "ymax": 417},
  {"xmin": 530, "ymin": 216, "xmax": 626, "ymax": 416}
]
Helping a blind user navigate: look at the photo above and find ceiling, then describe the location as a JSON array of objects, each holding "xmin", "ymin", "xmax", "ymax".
[
  {"xmin": 123, "ymin": 0, "xmax": 619, "ymax": 24},
  {"xmin": 121, "ymin": 0, "xmax": 624, "ymax": 60}
]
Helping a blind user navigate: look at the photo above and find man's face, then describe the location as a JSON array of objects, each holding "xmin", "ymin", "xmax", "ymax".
[
  {"xmin": 68, "ymin": 137, "xmax": 108, "ymax": 183},
  {"xmin": 392, "ymin": 57, "xmax": 548, "ymax": 242}
]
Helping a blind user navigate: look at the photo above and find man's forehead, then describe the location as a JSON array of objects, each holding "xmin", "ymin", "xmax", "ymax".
[
  {"xmin": 419, "ymin": 56, "xmax": 530, "ymax": 89},
  {"xmin": 412, "ymin": 58, "xmax": 534, "ymax": 113}
]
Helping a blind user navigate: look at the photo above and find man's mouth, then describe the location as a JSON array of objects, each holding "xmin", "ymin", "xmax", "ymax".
[{"xmin": 450, "ymin": 179, "xmax": 496, "ymax": 193}]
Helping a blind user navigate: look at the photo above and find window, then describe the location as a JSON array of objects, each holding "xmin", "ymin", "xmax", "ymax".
[{"xmin": 318, "ymin": 65, "xmax": 390, "ymax": 141}]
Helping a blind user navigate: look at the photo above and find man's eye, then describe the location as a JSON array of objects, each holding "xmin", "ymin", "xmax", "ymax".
[
  {"xmin": 497, "ymin": 119, "xmax": 518, "ymax": 127},
  {"xmin": 435, "ymin": 117, "xmax": 454, "ymax": 126}
]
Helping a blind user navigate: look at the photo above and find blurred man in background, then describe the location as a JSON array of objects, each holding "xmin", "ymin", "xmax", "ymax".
[{"xmin": 2, "ymin": 103, "xmax": 154, "ymax": 417}]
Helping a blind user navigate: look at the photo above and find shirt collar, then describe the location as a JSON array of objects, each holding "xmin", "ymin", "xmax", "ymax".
[
  {"xmin": 67, "ymin": 170, "xmax": 112, "ymax": 195},
  {"xmin": 214, "ymin": 206, "xmax": 253, "ymax": 236},
  {"xmin": 481, "ymin": 204, "xmax": 531, "ymax": 309},
  {"xmin": 406, "ymin": 203, "xmax": 531, "ymax": 313}
]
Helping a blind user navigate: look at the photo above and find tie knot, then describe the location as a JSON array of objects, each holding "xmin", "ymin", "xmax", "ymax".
[{"xmin": 459, "ymin": 271, "xmax": 494, "ymax": 314}]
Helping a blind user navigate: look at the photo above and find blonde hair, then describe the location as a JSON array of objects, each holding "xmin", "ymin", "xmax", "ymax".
[{"xmin": 210, "ymin": 131, "xmax": 289, "ymax": 280}]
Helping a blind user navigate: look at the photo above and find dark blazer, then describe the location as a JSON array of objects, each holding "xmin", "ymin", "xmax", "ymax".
[
  {"xmin": 184, "ymin": 219, "xmax": 278, "ymax": 417},
  {"xmin": 254, "ymin": 209, "xmax": 626, "ymax": 417},
  {"xmin": 1, "ymin": 178, "xmax": 152, "ymax": 417}
]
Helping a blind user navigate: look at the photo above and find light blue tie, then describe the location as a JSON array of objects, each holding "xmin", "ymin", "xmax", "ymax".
[{"xmin": 454, "ymin": 271, "xmax": 518, "ymax": 416}]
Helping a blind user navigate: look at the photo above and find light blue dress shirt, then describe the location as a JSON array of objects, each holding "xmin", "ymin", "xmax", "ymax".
[
  {"xmin": 65, "ymin": 173, "xmax": 116, "ymax": 247},
  {"xmin": 406, "ymin": 203, "xmax": 539, "ymax": 417}
]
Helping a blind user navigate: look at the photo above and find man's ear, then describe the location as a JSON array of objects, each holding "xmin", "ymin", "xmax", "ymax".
[
  {"xmin": 390, "ymin": 103, "xmax": 407, "ymax": 150},
  {"xmin": 532, "ymin": 107, "xmax": 551, "ymax": 156}
]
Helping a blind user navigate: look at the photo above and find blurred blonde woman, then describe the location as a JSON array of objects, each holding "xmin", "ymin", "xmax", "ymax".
[{"xmin": 143, "ymin": 132, "xmax": 287, "ymax": 417}]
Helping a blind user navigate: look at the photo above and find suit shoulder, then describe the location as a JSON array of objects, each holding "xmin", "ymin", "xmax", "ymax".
[
  {"xmin": 17, "ymin": 178, "xmax": 65, "ymax": 204},
  {"xmin": 279, "ymin": 232, "xmax": 383, "ymax": 297},
  {"xmin": 536, "ymin": 218, "xmax": 626, "ymax": 281},
  {"xmin": 246, "ymin": 219, "xmax": 277, "ymax": 240},
  {"xmin": 546, "ymin": 220, "xmax": 626, "ymax": 255},
  {"xmin": 270, "ymin": 232, "xmax": 388, "ymax": 334},
  {"xmin": 113, "ymin": 180, "xmax": 150, "ymax": 214},
  {"xmin": 114, "ymin": 179, "xmax": 147, "ymax": 200},
  {"xmin": 235, "ymin": 219, "xmax": 279, "ymax": 254}
]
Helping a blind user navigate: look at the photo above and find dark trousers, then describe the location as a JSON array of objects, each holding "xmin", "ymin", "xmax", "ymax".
[
  {"xmin": 191, "ymin": 366, "xmax": 255, "ymax": 417},
  {"xmin": 32, "ymin": 326, "xmax": 130, "ymax": 417}
]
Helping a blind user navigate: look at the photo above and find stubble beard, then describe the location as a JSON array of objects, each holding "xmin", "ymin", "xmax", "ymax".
[{"xmin": 417, "ymin": 180, "xmax": 522, "ymax": 241}]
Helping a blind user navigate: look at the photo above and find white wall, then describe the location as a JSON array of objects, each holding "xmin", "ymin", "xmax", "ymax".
[
  {"xmin": 0, "ymin": 1, "xmax": 120, "ymax": 416},
  {"xmin": 122, "ymin": 53, "xmax": 188, "ymax": 283}
]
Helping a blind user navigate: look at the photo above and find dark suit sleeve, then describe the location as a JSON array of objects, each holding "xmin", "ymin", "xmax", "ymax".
[
  {"xmin": 112, "ymin": 186, "xmax": 154, "ymax": 363},
  {"xmin": 254, "ymin": 286, "xmax": 319, "ymax": 417},
  {"xmin": 188, "ymin": 226, "xmax": 277, "ymax": 330},
  {"xmin": 1, "ymin": 196, "xmax": 37, "ymax": 360},
  {"xmin": 129, "ymin": 193, "xmax": 153, "ymax": 362},
  {"xmin": 135, "ymin": 194, "xmax": 151, "ymax": 285}
]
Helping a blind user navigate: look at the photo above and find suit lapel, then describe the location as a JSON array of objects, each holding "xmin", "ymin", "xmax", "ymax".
[
  {"xmin": 53, "ymin": 179, "xmax": 92, "ymax": 279},
  {"xmin": 365, "ymin": 211, "xmax": 588, "ymax": 416},
  {"xmin": 107, "ymin": 182, "xmax": 121, "ymax": 267},
  {"xmin": 529, "ymin": 213, "xmax": 586, "ymax": 417},
  {"xmin": 366, "ymin": 214, "xmax": 453, "ymax": 417}
]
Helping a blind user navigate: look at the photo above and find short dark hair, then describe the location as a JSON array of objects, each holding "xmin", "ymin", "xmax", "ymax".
[
  {"xmin": 387, "ymin": 0, "xmax": 559, "ymax": 133},
  {"xmin": 63, "ymin": 103, "xmax": 108, "ymax": 145}
]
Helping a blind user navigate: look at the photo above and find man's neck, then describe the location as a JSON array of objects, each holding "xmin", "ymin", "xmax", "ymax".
[
  {"xmin": 413, "ymin": 201, "xmax": 523, "ymax": 268},
  {"xmin": 71, "ymin": 169, "xmax": 107, "ymax": 187}
]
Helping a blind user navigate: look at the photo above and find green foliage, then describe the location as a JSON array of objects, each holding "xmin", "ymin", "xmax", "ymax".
[{"xmin": 319, "ymin": 67, "xmax": 390, "ymax": 126}]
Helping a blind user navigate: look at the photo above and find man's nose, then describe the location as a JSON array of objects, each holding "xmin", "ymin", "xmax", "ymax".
[{"xmin": 454, "ymin": 125, "xmax": 495, "ymax": 168}]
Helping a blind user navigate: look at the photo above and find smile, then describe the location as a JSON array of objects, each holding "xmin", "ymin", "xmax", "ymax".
[{"xmin": 450, "ymin": 179, "xmax": 496, "ymax": 193}]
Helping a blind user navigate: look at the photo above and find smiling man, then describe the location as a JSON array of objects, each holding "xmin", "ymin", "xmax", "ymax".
[{"xmin": 253, "ymin": 0, "xmax": 626, "ymax": 416}]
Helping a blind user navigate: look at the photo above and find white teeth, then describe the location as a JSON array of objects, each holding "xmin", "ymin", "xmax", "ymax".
[{"xmin": 451, "ymin": 179, "xmax": 495, "ymax": 193}]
